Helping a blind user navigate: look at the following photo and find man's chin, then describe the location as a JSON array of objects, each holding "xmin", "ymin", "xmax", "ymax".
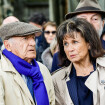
[
  {"xmin": 30, "ymin": 56, "xmax": 36, "ymax": 59},
  {"xmin": 27, "ymin": 55, "xmax": 36, "ymax": 60}
]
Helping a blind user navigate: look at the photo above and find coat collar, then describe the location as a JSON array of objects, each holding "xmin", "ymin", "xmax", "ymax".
[
  {"xmin": 52, "ymin": 63, "xmax": 72, "ymax": 81},
  {"xmin": 1, "ymin": 53, "xmax": 35, "ymax": 105},
  {"xmin": 96, "ymin": 56, "xmax": 105, "ymax": 67},
  {"xmin": 1, "ymin": 53, "xmax": 17, "ymax": 74},
  {"xmin": 61, "ymin": 63, "xmax": 73, "ymax": 81},
  {"xmin": 85, "ymin": 56, "xmax": 105, "ymax": 94},
  {"xmin": 52, "ymin": 63, "xmax": 74, "ymax": 105},
  {"xmin": 96, "ymin": 56, "xmax": 105, "ymax": 85}
]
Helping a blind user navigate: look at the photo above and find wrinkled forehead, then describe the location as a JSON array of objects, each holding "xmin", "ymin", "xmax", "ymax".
[{"xmin": 76, "ymin": 12, "xmax": 102, "ymax": 19}]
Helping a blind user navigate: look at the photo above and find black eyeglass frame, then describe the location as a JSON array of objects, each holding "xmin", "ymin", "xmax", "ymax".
[{"xmin": 44, "ymin": 31, "xmax": 56, "ymax": 34}]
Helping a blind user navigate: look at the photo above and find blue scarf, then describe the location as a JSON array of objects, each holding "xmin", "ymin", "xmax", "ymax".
[{"xmin": 3, "ymin": 49, "xmax": 49, "ymax": 105}]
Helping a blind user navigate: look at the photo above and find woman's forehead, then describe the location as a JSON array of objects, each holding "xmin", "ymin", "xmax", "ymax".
[{"xmin": 63, "ymin": 31, "xmax": 81, "ymax": 39}]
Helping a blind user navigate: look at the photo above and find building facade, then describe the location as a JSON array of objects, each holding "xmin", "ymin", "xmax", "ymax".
[{"xmin": 0, "ymin": 0, "xmax": 105, "ymax": 25}]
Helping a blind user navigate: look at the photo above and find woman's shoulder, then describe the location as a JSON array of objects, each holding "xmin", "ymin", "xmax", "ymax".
[
  {"xmin": 51, "ymin": 66, "xmax": 65, "ymax": 75},
  {"xmin": 51, "ymin": 64, "xmax": 71, "ymax": 80}
]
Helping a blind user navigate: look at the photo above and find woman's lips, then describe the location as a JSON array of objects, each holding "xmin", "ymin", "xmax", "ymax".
[{"xmin": 70, "ymin": 54, "xmax": 76, "ymax": 58}]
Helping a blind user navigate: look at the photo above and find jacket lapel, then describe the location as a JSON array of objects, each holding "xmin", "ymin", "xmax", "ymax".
[
  {"xmin": 14, "ymin": 73, "xmax": 35, "ymax": 103},
  {"xmin": 67, "ymin": 66, "xmax": 79, "ymax": 105},
  {"xmin": 53, "ymin": 63, "xmax": 79, "ymax": 105}
]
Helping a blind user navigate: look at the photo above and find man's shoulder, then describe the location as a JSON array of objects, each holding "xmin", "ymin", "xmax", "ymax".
[
  {"xmin": 37, "ymin": 61, "xmax": 53, "ymax": 89},
  {"xmin": 37, "ymin": 61, "xmax": 47, "ymax": 68},
  {"xmin": 37, "ymin": 61, "xmax": 50, "ymax": 75}
]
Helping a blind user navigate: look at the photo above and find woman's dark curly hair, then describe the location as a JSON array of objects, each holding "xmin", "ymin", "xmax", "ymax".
[{"xmin": 57, "ymin": 18, "xmax": 105, "ymax": 67}]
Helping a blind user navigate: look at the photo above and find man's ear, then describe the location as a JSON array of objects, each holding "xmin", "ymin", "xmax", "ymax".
[{"xmin": 3, "ymin": 40, "xmax": 12, "ymax": 51}]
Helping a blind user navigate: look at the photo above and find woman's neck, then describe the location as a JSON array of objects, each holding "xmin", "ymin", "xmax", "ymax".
[{"xmin": 73, "ymin": 59, "xmax": 94, "ymax": 76}]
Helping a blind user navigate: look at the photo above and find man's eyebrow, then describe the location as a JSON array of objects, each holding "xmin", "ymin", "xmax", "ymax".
[{"xmin": 91, "ymin": 13, "xmax": 100, "ymax": 17}]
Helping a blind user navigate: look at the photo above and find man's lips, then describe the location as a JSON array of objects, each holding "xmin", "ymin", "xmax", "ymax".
[{"xmin": 29, "ymin": 49, "xmax": 35, "ymax": 51}]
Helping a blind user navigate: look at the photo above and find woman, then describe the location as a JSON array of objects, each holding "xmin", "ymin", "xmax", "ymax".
[
  {"xmin": 36, "ymin": 21, "xmax": 57, "ymax": 62},
  {"xmin": 52, "ymin": 18, "xmax": 105, "ymax": 105},
  {"xmin": 41, "ymin": 37, "xmax": 58, "ymax": 71}
]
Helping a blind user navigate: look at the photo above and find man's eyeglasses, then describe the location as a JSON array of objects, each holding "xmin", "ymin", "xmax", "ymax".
[{"xmin": 44, "ymin": 31, "xmax": 56, "ymax": 34}]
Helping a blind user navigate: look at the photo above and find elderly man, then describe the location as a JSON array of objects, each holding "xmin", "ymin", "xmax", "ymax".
[
  {"xmin": 65, "ymin": 0, "xmax": 105, "ymax": 48},
  {"xmin": 0, "ymin": 22, "xmax": 55, "ymax": 105}
]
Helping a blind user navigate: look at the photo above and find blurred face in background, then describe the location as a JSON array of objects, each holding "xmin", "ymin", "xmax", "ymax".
[
  {"xmin": 29, "ymin": 22, "xmax": 42, "ymax": 37},
  {"xmin": 44, "ymin": 25, "xmax": 56, "ymax": 44},
  {"xmin": 76, "ymin": 13, "xmax": 104, "ymax": 37}
]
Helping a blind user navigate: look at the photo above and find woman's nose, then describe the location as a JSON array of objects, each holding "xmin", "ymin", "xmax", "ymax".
[
  {"xmin": 66, "ymin": 44, "xmax": 74, "ymax": 52},
  {"xmin": 49, "ymin": 32, "xmax": 53, "ymax": 36}
]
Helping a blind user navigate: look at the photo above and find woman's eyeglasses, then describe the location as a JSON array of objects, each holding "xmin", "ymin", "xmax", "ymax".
[{"xmin": 44, "ymin": 31, "xmax": 56, "ymax": 34}]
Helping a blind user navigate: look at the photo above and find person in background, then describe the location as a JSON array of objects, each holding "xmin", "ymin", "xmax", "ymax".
[
  {"xmin": 65, "ymin": 0, "xmax": 105, "ymax": 47},
  {"xmin": 2, "ymin": 16, "xmax": 19, "ymax": 25},
  {"xmin": 41, "ymin": 37, "xmax": 58, "ymax": 71},
  {"xmin": 51, "ymin": 0, "xmax": 105, "ymax": 73},
  {"xmin": 0, "ymin": 16, "xmax": 19, "ymax": 50},
  {"xmin": 29, "ymin": 12, "xmax": 47, "ymax": 50},
  {"xmin": 52, "ymin": 18, "xmax": 105, "ymax": 105},
  {"xmin": 0, "ymin": 21, "xmax": 55, "ymax": 105},
  {"xmin": 36, "ymin": 21, "xmax": 57, "ymax": 62},
  {"xmin": 51, "ymin": 52, "xmax": 61, "ymax": 73}
]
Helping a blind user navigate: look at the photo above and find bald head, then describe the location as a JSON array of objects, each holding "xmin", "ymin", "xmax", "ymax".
[{"xmin": 2, "ymin": 16, "xmax": 19, "ymax": 25}]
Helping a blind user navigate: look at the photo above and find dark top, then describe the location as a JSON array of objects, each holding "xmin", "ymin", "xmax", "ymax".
[
  {"xmin": 36, "ymin": 32, "xmax": 49, "ymax": 62},
  {"xmin": 35, "ymin": 34, "xmax": 43, "ymax": 51},
  {"xmin": 51, "ymin": 52, "xmax": 61, "ymax": 73},
  {"xmin": 67, "ymin": 62, "xmax": 96, "ymax": 105},
  {"xmin": 77, "ymin": 76, "xmax": 93, "ymax": 105}
]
